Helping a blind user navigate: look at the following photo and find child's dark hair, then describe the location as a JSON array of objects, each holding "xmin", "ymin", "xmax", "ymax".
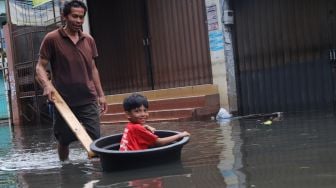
[
  {"xmin": 123, "ymin": 93, "xmax": 149, "ymax": 112},
  {"xmin": 63, "ymin": 0, "xmax": 87, "ymax": 17}
]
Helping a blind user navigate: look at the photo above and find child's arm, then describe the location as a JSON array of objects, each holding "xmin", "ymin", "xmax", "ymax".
[
  {"xmin": 144, "ymin": 124, "xmax": 156, "ymax": 133},
  {"xmin": 155, "ymin": 131, "xmax": 190, "ymax": 146}
]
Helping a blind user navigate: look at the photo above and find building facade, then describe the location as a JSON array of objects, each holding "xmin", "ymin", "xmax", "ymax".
[{"xmin": 6, "ymin": 0, "xmax": 336, "ymax": 125}]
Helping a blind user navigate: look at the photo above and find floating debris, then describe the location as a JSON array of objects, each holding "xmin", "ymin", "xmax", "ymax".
[{"xmin": 262, "ymin": 120, "xmax": 272, "ymax": 125}]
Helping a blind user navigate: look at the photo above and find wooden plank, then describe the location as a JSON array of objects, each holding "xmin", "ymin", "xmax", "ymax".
[{"xmin": 53, "ymin": 90, "xmax": 96, "ymax": 158}]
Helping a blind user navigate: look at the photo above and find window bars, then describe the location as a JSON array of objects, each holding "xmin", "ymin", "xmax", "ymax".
[{"xmin": 8, "ymin": 0, "xmax": 61, "ymax": 26}]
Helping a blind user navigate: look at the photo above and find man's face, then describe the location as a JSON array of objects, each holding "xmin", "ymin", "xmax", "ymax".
[
  {"xmin": 64, "ymin": 7, "xmax": 85, "ymax": 32},
  {"xmin": 126, "ymin": 105, "xmax": 149, "ymax": 125}
]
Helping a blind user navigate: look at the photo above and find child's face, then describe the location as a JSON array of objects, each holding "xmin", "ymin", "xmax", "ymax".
[{"xmin": 126, "ymin": 105, "xmax": 149, "ymax": 125}]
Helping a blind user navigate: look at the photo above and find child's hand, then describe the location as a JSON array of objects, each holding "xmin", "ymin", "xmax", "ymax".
[
  {"xmin": 144, "ymin": 125, "xmax": 156, "ymax": 133},
  {"xmin": 178, "ymin": 131, "xmax": 190, "ymax": 138}
]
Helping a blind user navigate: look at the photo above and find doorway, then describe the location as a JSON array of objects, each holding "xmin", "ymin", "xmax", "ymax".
[{"xmin": 87, "ymin": 0, "xmax": 212, "ymax": 95}]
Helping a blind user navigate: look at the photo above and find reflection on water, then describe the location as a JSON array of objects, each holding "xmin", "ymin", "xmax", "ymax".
[
  {"xmin": 239, "ymin": 112, "xmax": 336, "ymax": 188},
  {"xmin": 0, "ymin": 124, "xmax": 89, "ymax": 172},
  {"xmin": 0, "ymin": 123, "xmax": 15, "ymax": 187},
  {"xmin": 1, "ymin": 112, "xmax": 336, "ymax": 187},
  {"xmin": 0, "ymin": 120, "xmax": 232, "ymax": 188},
  {"xmin": 0, "ymin": 124, "xmax": 12, "ymax": 157}
]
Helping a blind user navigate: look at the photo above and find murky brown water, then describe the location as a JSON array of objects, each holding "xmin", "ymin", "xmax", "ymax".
[{"xmin": 1, "ymin": 112, "xmax": 336, "ymax": 187}]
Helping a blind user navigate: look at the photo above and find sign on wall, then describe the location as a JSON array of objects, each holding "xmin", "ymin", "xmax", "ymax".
[
  {"xmin": 206, "ymin": 0, "xmax": 225, "ymax": 61},
  {"xmin": 32, "ymin": 0, "xmax": 52, "ymax": 7}
]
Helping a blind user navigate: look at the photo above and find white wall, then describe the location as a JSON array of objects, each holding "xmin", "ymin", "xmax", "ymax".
[
  {"xmin": 205, "ymin": 0, "xmax": 229, "ymax": 110},
  {"xmin": 205, "ymin": 0, "xmax": 237, "ymax": 112},
  {"xmin": 82, "ymin": 0, "xmax": 90, "ymax": 34}
]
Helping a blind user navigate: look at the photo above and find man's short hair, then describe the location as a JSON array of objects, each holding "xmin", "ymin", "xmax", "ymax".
[{"xmin": 63, "ymin": 0, "xmax": 87, "ymax": 17}]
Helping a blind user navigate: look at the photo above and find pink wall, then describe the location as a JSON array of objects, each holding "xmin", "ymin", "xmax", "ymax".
[{"xmin": 3, "ymin": 24, "xmax": 21, "ymax": 126}]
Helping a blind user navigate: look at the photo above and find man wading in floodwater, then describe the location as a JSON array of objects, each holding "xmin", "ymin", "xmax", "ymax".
[{"xmin": 36, "ymin": 0, "xmax": 107, "ymax": 161}]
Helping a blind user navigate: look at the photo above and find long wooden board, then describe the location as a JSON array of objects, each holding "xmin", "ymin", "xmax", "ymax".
[{"xmin": 53, "ymin": 90, "xmax": 96, "ymax": 158}]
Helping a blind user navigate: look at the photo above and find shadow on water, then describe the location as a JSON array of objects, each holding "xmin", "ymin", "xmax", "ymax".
[{"xmin": 1, "ymin": 112, "xmax": 336, "ymax": 187}]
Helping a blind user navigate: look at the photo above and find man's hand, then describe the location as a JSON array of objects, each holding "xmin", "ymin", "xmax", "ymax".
[
  {"xmin": 43, "ymin": 83, "xmax": 56, "ymax": 102},
  {"xmin": 98, "ymin": 96, "xmax": 108, "ymax": 115}
]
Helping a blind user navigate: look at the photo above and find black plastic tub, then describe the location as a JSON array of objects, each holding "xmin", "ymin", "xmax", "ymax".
[{"xmin": 90, "ymin": 130, "xmax": 190, "ymax": 171}]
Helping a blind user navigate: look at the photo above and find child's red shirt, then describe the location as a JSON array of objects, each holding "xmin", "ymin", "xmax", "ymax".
[{"xmin": 119, "ymin": 122, "xmax": 158, "ymax": 151}]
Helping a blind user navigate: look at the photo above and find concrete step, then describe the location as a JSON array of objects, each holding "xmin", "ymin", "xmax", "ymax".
[
  {"xmin": 101, "ymin": 108, "xmax": 195, "ymax": 122},
  {"xmin": 106, "ymin": 94, "xmax": 219, "ymax": 114},
  {"xmin": 101, "ymin": 84, "xmax": 220, "ymax": 125},
  {"xmin": 105, "ymin": 84, "xmax": 219, "ymax": 103},
  {"xmin": 101, "ymin": 117, "xmax": 189, "ymax": 125}
]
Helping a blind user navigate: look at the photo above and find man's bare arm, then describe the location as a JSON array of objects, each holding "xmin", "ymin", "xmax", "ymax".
[
  {"xmin": 92, "ymin": 60, "xmax": 108, "ymax": 114},
  {"xmin": 36, "ymin": 57, "xmax": 55, "ymax": 101}
]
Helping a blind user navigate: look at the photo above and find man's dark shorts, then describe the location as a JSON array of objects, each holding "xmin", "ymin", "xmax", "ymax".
[{"xmin": 53, "ymin": 102, "xmax": 100, "ymax": 146}]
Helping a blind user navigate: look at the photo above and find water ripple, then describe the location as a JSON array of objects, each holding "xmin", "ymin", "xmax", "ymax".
[{"xmin": 0, "ymin": 147, "xmax": 89, "ymax": 171}]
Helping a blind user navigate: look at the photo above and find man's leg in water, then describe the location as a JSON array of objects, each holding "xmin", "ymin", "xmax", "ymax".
[{"xmin": 58, "ymin": 143, "xmax": 69, "ymax": 161}]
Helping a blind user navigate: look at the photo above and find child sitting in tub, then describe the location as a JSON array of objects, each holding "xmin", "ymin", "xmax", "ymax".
[{"xmin": 119, "ymin": 93, "xmax": 190, "ymax": 151}]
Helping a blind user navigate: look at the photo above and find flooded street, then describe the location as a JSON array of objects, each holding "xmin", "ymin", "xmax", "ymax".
[{"xmin": 1, "ymin": 112, "xmax": 336, "ymax": 187}]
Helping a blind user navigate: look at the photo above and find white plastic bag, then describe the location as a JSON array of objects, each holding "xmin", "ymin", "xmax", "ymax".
[{"xmin": 216, "ymin": 108, "xmax": 232, "ymax": 120}]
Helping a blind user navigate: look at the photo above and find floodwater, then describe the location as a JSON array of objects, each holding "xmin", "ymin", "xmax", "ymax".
[{"xmin": 1, "ymin": 112, "xmax": 336, "ymax": 188}]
